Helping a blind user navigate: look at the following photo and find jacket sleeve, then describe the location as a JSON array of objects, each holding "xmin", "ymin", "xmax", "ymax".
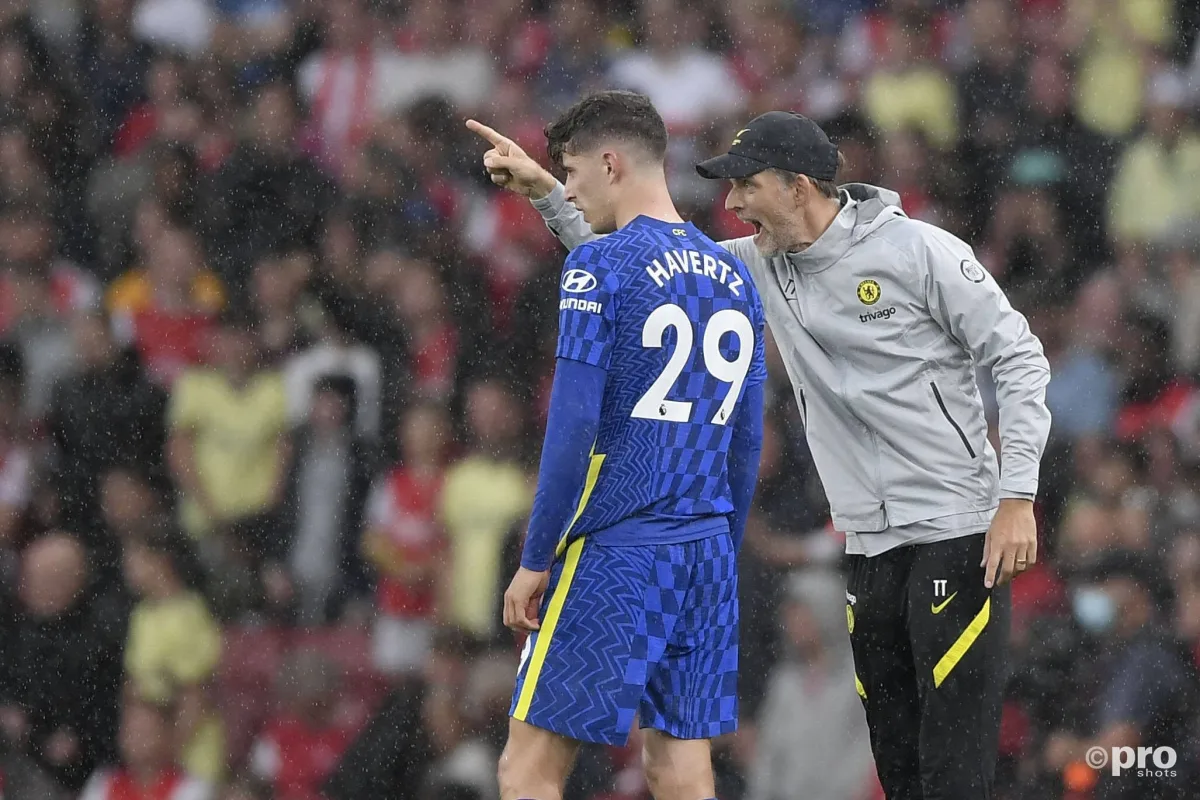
[
  {"xmin": 530, "ymin": 182, "xmax": 763, "ymax": 268},
  {"xmin": 920, "ymin": 229, "xmax": 1052, "ymax": 498},
  {"xmin": 530, "ymin": 183, "xmax": 602, "ymax": 251}
]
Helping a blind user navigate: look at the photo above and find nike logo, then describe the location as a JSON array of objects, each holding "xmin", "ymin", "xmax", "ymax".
[{"xmin": 931, "ymin": 592, "xmax": 958, "ymax": 614}]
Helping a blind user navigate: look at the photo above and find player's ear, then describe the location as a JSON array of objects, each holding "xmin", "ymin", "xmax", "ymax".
[{"xmin": 602, "ymin": 150, "xmax": 619, "ymax": 181}]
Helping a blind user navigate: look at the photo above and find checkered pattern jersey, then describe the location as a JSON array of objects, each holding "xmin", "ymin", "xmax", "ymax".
[{"xmin": 554, "ymin": 218, "xmax": 767, "ymax": 543}]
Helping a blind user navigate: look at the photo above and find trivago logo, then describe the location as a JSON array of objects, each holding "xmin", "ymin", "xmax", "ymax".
[
  {"xmin": 858, "ymin": 306, "xmax": 897, "ymax": 324},
  {"xmin": 1086, "ymin": 745, "xmax": 1177, "ymax": 778}
]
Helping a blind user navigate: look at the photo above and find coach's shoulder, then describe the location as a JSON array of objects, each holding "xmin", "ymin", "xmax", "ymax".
[{"xmin": 871, "ymin": 216, "xmax": 975, "ymax": 273}]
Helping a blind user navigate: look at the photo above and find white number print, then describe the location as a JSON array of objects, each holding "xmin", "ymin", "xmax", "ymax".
[{"xmin": 631, "ymin": 304, "xmax": 754, "ymax": 425}]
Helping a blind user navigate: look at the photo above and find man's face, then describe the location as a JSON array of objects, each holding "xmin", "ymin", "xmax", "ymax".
[
  {"xmin": 119, "ymin": 701, "xmax": 170, "ymax": 770},
  {"xmin": 724, "ymin": 171, "xmax": 805, "ymax": 256},
  {"xmin": 562, "ymin": 149, "xmax": 618, "ymax": 234}
]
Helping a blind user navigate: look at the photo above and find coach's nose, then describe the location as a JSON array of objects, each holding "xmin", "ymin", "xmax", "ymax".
[{"xmin": 724, "ymin": 187, "xmax": 741, "ymax": 213}]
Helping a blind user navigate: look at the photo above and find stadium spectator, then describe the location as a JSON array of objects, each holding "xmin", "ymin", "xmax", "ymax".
[
  {"xmin": 112, "ymin": 53, "xmax": 204, "ymax": 161},
  {"xmin": 532, "ymin": 0, "xmax": 611, "ymax": 119},
  {"xmin": 438, "ymin": 378, "xmax": 531, "ymax": 639},
  {"xmin": 1065, "ymin": 0, "xmax": 1173, "ymax": 139},
  {"xmin": 420, "ymin": 651, "xmax": 514, "ymax": 799},
  {"xmin": 323, "ymin": 627, "xmax": 477, "ymax": 800},
  {"xmin": 957, "ymin": 0, "xmax": 1024, "ymax": 235},
  {"xmin": 133, "ymin": 0, "xmax": 219, "ymax": 57},
  {"xmin": 75, "ymin": 0, "xmax": 155, "ymax": 155},
  {"xmin": 80, "ymin": 696, "xmax": 214, "ymax": 800},
  {"xmin": 362, "ymin": 401, "xmax": 451, "ymax": 675},
  {"xmin": 0, "ymin": 203, "xmax": 101, "ymax": 348},
  {"xmin": 747, "ymin": 570, "xmax": 876, "ymax": 800},
  {"xmin": 166, "ymin": 314, "xmax": 288, "ymax": 551},
  {"xmin": 251, "ymin": 249, "xmax": 313, "ymax": 365},
  {"xmin": 122, "ymin": 526, "xmax": 225, "ymax": 783},
  {"xmin": 392, "ymin": 259, "xmax": 460, "ymax": 403},
  {"xmin": 295, "ymin": 0, "xmax": 397, "ymax": 175},
  {"xmin": 1107, "ymin": 70, "xmax": 1200, "ymax": 247},
  {"xmin": 277, "ymin": 376, "xmax": 375, "ymax": 625},
  {"xmin": 608, "ymin": 0, "xmax": 743, "ymax": 133},
  {"xmin": 307, "ymin": 251, "xmax": 413, "ymax": 447},
  {"xmin": 0, "ymin": 533, "xmax": 124, "ymax": 793},
  {"xmin": 48, "ymin": 312, "xmax": 167, "ymax": 540},
  {"xmin": 204, "ymin": 82, "xmax": 334, "ymax": 298},
  {"xmin": 249, "ymin": 649, "xmax": 354, "ymax": 800},
  {"xmin": 1030, "ymin": 300, "xmax": 1119, "ymax": 443},
  {"xmin": 1040, "ymin": 550, "xmax": 1195, "ymax": 799},
  {"xmin": 1012, "ymin": 52, "xmax": 1116, "ymax": 270},
  {"xmin": 107, "ymin": 214, "xmax": 226, "ymax": 386},
  {"xmin": 96, "ymin": 466, "xmax": 170, "ymax": 587},
  {"xmin": 859, "ymin": 9, "xmax": 958, "ymax": 149}
]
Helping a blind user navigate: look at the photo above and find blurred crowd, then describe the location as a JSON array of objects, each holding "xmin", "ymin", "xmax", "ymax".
[{"xmin": 1, "ymin": 0, "xmax": 1200, "ymax": 798}]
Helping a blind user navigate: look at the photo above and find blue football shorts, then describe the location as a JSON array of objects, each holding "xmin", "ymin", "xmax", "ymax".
[{"xmin": 509, "ymin": 531, "xmax": 739, "ymax": 745}]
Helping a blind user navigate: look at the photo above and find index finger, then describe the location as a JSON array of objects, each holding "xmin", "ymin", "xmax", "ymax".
[
  {"xmin": 984, "ymin": 546, "xmax": 1003, "ymax": 589},
  {"xmin": 466, "ymin": 119, "xmax": 511, "ymax": 148}
]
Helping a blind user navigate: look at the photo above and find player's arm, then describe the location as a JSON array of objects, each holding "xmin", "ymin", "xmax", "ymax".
[
  {"xmin": 465, "ymin": 120, "xmax": 766, "ymax": 257},
  {"xmin": 522, "ymin": 359, "xmax": 605, "ymax": 571},
  {"xmin": 727, "ymin": 310, "xmax": 768, "ymax": 551},
  {"xmin": 727, "ymin": 382, "xmax": 764, "ymax": 552},
  {"xmin": 530, "ymin": 181, "xmax": 763, "ymax": 266},
  {"xmin": 504, "ymin": 247, "xmax": 618, "ymax": 631}
]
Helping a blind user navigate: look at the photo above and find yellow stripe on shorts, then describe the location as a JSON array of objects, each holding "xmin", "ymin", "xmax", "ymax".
[
  {"xmin": 932, "ymin": 597, "xmax": 991, "ymax": 688},
  {"xmin": 854, "ymin": 673, "xmax": 867, "ymax": 700},
  {"xmin": 514, "ymin": 450, "xmax": 605, "ymax": 720}
]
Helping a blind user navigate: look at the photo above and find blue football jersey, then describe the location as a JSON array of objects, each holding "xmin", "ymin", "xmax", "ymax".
[{"xmin": 554, "ymin": 216, "xmax": 767, "ymax": 549}]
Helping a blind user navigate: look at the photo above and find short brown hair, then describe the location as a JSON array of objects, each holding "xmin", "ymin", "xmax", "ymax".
[{"xmin": 544, "ymin": 90, "xmax": 668, "ymax": 169}]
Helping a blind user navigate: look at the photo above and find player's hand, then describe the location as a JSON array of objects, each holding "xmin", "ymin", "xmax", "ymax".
[
  {"xmin": 465, "ymin": 119, "xmax": 557, "ymax": 200},
  {"xmin": 503, "ymin": 566, "xmax": 550, "ymax": 632},
  {"xmin": 982, "ymin": 498, "xmax": 1037, "ymax": 588}
]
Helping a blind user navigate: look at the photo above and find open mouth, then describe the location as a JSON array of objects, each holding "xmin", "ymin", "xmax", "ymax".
[{"xmin": 750, "ymin": 221, "xmax": 763, "ymax": 235}]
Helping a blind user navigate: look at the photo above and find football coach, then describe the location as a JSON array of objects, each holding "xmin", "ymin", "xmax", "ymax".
[{"xmin": 470, "ymin": 109, "xmax": 1052, "ymax": 799}]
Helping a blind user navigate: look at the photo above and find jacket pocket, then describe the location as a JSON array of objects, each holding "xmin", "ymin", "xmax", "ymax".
[{"xmin": 930, "ymin": 382, "xmax": 976, "ymax": 458}]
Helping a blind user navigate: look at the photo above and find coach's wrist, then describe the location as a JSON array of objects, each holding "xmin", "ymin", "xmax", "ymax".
[{"xmin": 998, "ymin": 496, "xmax": 1034, "ymax": 511}]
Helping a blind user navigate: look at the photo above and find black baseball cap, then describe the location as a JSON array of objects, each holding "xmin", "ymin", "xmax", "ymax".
[{"xmin": 696, "ymin": 111, "xmax": 839, "ymax": 181}]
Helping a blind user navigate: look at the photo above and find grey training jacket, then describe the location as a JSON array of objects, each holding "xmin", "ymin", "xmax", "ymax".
[{"xmin": 532, "ymin": 182, "xmax": 1051, "ymax": 535}]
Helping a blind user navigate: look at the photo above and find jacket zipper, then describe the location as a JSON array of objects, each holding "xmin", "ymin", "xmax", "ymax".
[{"xmin": 930, "ymin": 382, "xmax": 976, "ymax": 458}]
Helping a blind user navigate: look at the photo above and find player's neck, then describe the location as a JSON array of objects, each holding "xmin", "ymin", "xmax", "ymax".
[{"xmin": 614, "ymin": 178, "xmax": 683, "ymax": 229}]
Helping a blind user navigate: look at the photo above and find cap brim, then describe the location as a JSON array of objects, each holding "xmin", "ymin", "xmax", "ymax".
[{"xmin": 695, "ymin": 152, "xmax": 769, "ymax": 180}]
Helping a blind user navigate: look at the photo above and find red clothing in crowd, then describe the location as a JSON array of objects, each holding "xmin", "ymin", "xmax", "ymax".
[
  {"xmin": 410, "ymin": 322, "xmax": 458, "ymax": 400},
  {"xmin": 1117, "ymin": 381, "xmax": 1195, "ymax": 441},
  {"xmin": 251, "ymin": 716, "xmax": 354, "ymax": 800},
  {"xmin": 79, "ymin": 768, "xmax": 209, "ymax": 800},
  {"xmin": 0, "ymin": 261, "xmax": 100, "ymax": 334},
  {"xmin": 366, "ymin": 467, "xmax": 444, "ymax": 618}
]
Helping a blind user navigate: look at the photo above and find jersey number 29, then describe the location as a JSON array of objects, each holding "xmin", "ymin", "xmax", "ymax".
[{"xmin": 631, "ymin": 304, "xmax": 753, "ymax": 426}]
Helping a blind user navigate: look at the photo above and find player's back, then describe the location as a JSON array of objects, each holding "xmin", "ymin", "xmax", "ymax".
[{"xmin": 554, "ymin": 215, "xmax": 767, "ymax": 550}]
